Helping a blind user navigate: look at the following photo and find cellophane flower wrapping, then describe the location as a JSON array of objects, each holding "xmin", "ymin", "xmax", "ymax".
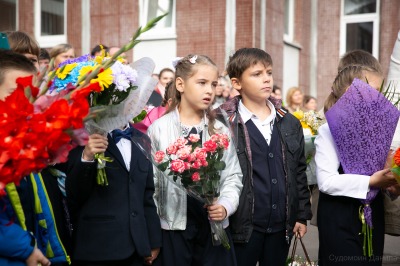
[
  {"xmin": 325, "ymin": 78, "xmax": 400, "ymax": 256},
  {"xmin": 85, "ymin": 57, "xmax": 157, "ymax": 133},
  {"xmin": 132, "ymin": 111, "xmax": 236, "ymax": 249}
]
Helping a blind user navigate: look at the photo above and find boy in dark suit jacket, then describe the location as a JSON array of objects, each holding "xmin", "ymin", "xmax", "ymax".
[{"xmin": 63, "ymin": 123, "xmax": 162, "ymax": 266}]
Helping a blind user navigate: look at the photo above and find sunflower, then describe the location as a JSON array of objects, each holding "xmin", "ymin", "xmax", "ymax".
[{"xmin": 78, "ymin": 65, "xmax": 113, "ymax": 91}]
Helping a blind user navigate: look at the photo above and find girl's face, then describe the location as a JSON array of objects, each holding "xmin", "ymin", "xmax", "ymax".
[
  {"xmin": 216, "ymin": 79, "xmax": 224, "ymax": 96},
  {"xmin": 222, "ymin": 85, "xmax": 230, "ymax": 98},
  {"xmin": 274, "ymin": 89, "xmax": 282, "ymax": 100},
  {"xmin": 160, "ymin": 71, "xmax": 174, "ymax": 88},
  {"xmin": 305, "ymin": 98, "xmax": 317, "ymax": 111},
  {"xmin": 177, "ymin": 65, "xmax": 218, "ymax": 113},
  {"xmin": 23, "ymin": 53, "xmax": 39, "ymax": 72},
  {"xmin": 291, "ymin": 90, "xmax": 303, "ymax": 105},
  {"xmin": 54, "ymin": 49, "xmax": 75, "ymax": 68}
]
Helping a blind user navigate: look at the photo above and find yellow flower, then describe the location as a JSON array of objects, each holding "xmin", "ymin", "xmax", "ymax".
[
  {"xmin": 93, "ymin": 45, "xmax": 110, "ymax": 64},
  {"xmin": 293, "ymin": 111, "xmax": 304, "ymax": 120},
  {"xmin": 57, "ymin": 63, "xmax": 78, "ymax": 80},
  {"xmin": 301, "ymin": 121, "xmax": 314, "ymax": 135},
  {"xmin": 78, "ymin": 65, "xmax": 113, "ymax": 91}
]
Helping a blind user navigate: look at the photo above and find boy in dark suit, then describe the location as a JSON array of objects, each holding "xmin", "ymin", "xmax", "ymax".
[
  {"xmin": 63, "ymin": 124, "xmax": 162, "ymax": 266},
  {"xmin": 219, "ymin": 48, "xmax": 312, "ymax": 266}
]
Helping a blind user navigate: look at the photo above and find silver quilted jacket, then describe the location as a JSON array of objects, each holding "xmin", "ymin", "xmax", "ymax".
[{"xmin": 147, "ymin": 110, "xmax": 243, "ymax": 230}]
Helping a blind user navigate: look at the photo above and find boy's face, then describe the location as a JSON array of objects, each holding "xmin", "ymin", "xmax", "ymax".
[
  {"xmin": 39, "ymin": 58, "xmax": 50, "ymax": 68},
  {"xmin": 0, "ymin": 70, "xmax": 36, "ymax": 101},
  {"xmin": 232, "ymin": 62, "xmax": 273, "ymax": 103}
]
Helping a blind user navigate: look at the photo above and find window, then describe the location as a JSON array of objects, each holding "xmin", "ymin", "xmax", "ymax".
[
  {"xmin": 340, "ymin": 0, "xmax": 379, "ymax": 58},
  {"xmin": 139, "ymin": 0, "xmax": 176, "ymax": 40},
  {"xmin": 0, "ymin": 0, "xmax": 17, "ymax": 32},
  {"xmin": 34, "ymin": 0, "xmax": 66, "ymax": 48},
  {"xmin": 284, "ymin": 0, "xmax": 294, "ymax": 42}
]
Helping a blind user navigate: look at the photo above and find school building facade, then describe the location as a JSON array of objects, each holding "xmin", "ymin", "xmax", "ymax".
[{"xmin": 1, "ymin": 0, "xmax": 398, "ymax": 109}]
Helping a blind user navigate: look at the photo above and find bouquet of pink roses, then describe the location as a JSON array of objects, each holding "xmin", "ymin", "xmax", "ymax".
[{"xmin": 153, "ymin": 133, "xmax": 231, "ymax": 249}]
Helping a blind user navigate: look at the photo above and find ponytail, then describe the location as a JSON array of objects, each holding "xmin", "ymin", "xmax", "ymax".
[{"xmin": 324, "ymin": 64, "xmax": 381, "ymax": 113}]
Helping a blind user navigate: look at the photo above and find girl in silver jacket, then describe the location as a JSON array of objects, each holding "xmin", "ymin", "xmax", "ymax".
[{"xmin": 147, "ymin": 54, "xmax": 243, "ymax": 266}]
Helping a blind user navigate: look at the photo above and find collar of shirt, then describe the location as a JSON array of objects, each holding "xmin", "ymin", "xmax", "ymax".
[
  {"xmin": 108, "ymin": 123, "xmax": 131, "ymax": 138},
  {"xmin": 238, "ymin": 99, "xmax": 276, "ymax": 125}
]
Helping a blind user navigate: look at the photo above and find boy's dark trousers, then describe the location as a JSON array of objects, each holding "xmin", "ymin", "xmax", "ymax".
[{"xmin": 234, "ymin": 230, "xmax": 291, "ymax": 266}]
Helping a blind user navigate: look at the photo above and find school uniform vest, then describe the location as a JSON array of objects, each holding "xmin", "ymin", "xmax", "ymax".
[{"xmin": 245, "ymin": 119, "xmax": 286, "ymax": 234}]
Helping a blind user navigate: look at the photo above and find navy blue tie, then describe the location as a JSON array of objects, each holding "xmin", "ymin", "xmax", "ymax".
[{"xmin": 113, "ymin": 126, "xmax": 134, "ymax": 144}]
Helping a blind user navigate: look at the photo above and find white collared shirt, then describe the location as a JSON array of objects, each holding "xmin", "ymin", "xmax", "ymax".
[
  {"xmin": 82, "ymin": 123, "xmax": 132, "ymax": 171},
  {"xmin": 238, "ymin": 100, "xmax": 276, "ymax": 145},
  {"xmin": 314, "ymin": 123, "xmax": 370, "ymax": 199},
  {"xmin": 108, "ymin": 123, "xmax": 132, "ymax": 171}
]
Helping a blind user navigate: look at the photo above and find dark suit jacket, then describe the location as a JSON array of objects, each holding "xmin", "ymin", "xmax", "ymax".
[{"xmin": 62, "ymin": 127, "xmax": 162, "ymax": 261}]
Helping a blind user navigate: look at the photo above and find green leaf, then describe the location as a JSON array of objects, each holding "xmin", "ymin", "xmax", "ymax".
[
  {"xmin": 214, "ymin": 161, "xmax": 226, "ymax": 171},
  {"xmin": 379, "ymin": 78, "xmax": 384, "ymax": 93},
  {"xmin": 285, "ymin": 258, "xmax": 293, "ymax": 266},
  {"xmin": 192, "ymin": 186, "xmax": 203, "ymax": 195},
  {"xmin": 306, "ymin": 154, "xmax": 312, "ymax": 164},
  {"xmin": 212, "ymin": 177, "xmax": 219, "ymax": 189},
  {"xmin": 390, "ymin": 166, "xmax": 400, "ymax": 177},
  {"xmin": 93, "ymin": 84, "xmax": 137, "ymax": 107},
  {"xmin": 157, "ymin": 161, "xmax": 169, "ymax": 172},
  {"xmin": 141, "ymin": 13, "xmax": 169, "ymax": 33},
  {"xmin": 133, "ymin": 109, "xmax": 147, "ymax": 123},
  {"xmin": 173, "ymin": 175, "xmax": 178, "ymax": 183}
]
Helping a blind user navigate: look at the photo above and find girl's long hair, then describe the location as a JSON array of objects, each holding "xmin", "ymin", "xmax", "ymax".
[
  {"xmin": 165, "ymin": 54, "xmax": 219, "ymax": 135},
  {"xmin": 324, "ymin": 64, "xmax": 381, "ymax": 113}
]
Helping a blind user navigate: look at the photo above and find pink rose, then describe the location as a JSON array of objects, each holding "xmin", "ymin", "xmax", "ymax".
[
  {"xmin": 174, "ymin": 136, "xmax": 188, "ymax": 148},
  {"xmin": 155, "ymin": 150, "xmax": 165, "ymax": 163},
  {"xmin": 203, "ymin": 140, "xmax": 218, "ymax": 153},
  {"xmin": 191, "ymin": 172, "xmax": 200, "ymax": 182},
  {"xmin": 188, "ymin": 134, "xmax": 200, "ymax": 143},
  {"xmin": 219, "ymin": 133, "xmax": 229, "ymax": 142},
  {"xmin": 192, "ymin": 160, "xmax": 202, "ymax": 169},
  {"xmin": 171, "ymin": 159, "xmax": 186, "ymax": 173},
  {"xmin": 177, "ymin": 146, "xmax": 191, "ymax": 160},
  {"xmin": 210, "ymin": 134, "xmax": 220, "ymax": 143},
  {"xmin": 195, "ymin": 148, "xmax": 207, "ymax": 161},
  {"xmin": 167, "ymin": 144, "xmax": 177, "ymax": 155},
  {"xmin": 187, "ymin": 153, "xmax": 196, "ymax": 162},
  {"xmin": 201, "ymin": 160, "xmax": 208, "ymax": 167},
  {"xmin": 185, "ymin": 162, "xmax": 191, "ymax": 170},
  {"xmin": 220, "ymin": 139, "xmax": 229, "ymax": 150}
]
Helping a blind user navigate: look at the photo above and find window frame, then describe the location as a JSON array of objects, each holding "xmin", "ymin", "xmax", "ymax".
[
  {"xmin": 138, "ymin": 0, "xmax": 177, "ymax": 41},
  {"xmin": 34, "ymin": 0, "xmax": 67, "ymax": 48},
  {"xmin": 340, "ymin": 0, "xmax": 380, "ymax": 59},
  {"xmin": 283, "ymin": 0, "xmax": 295, "ymax": 43}
]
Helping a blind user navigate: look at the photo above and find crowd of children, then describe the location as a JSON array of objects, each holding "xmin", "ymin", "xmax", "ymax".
[{"xmin": 0, "ymin": 29, "xmax": 400, "ymax": 266}]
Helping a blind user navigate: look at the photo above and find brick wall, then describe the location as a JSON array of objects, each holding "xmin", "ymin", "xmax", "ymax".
[
  {"xmin": 235, "ymin": 0, "xmax": 254, "ymax": 50},
  {"xmin": 294, "ymin": 0, "xmax": 311, "ymax": 95},
  {"xmin": 18, "ymin": 0, "xmax": 34, "ymax": 36},
  {"xmin": 379, "ymin": 0, "xmax": 400, "ymax": 78},
  {"xmin": 316, "ymin": 0, "xmax": 341, "ymax": 110},
  {"xmin": 67, "ymin": 0, "xmax": 82, "ymax": 57},
  {"xmin": 264, "ymin": 0, "xmax": 284, "ymax": 88},
  {"xmin": 90, "ymin": 0, "xmax": 138, "ymax": 63},
  {"xmin": 176, "ymin": 0, "xmax": 226, "ymax": 71}
]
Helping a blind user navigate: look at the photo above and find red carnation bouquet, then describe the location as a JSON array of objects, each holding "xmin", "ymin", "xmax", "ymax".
[
  {"xmin": 0, "ymin": 70, "xmax": 102, "ymax": 195},
  {"xmin": 153, "ymin": 133, "xmax": 231, "ymax": 249}
]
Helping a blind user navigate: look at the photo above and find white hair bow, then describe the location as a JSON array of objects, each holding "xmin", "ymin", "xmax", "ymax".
[{"xmin": 172, "ymin": 57, "xmax": 184, "ymax": 68}]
